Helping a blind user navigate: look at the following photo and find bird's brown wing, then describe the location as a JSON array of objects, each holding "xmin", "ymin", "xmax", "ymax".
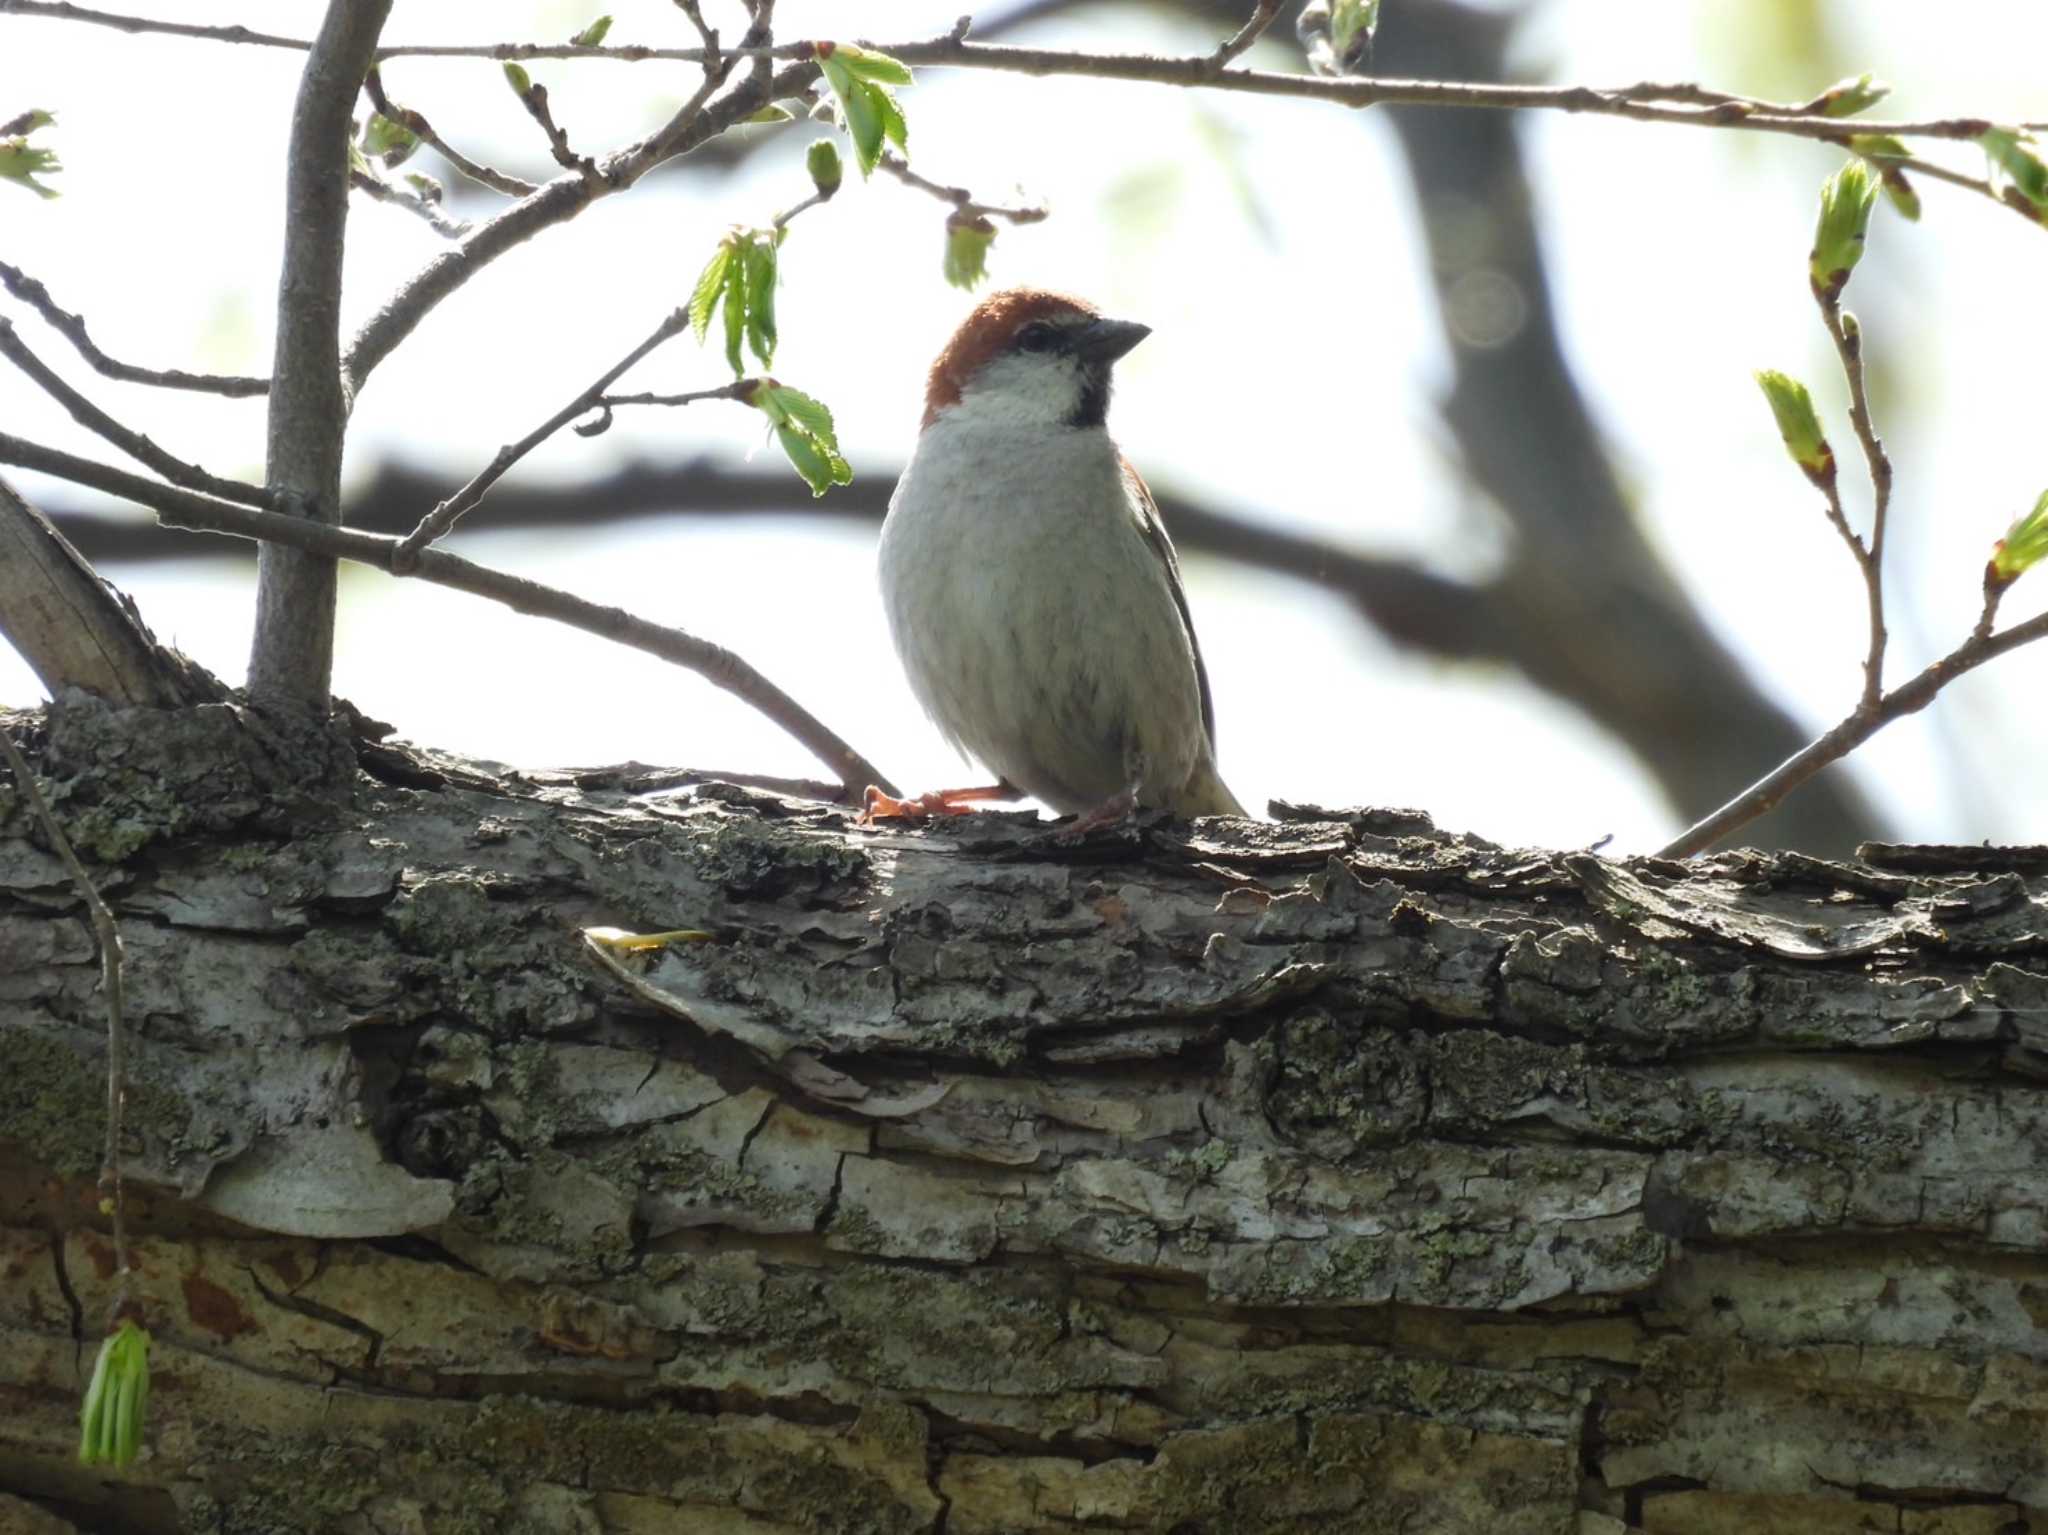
[{"xmin": 1119, "ymin": 455, "xmax": 1218, "ymax": 751}]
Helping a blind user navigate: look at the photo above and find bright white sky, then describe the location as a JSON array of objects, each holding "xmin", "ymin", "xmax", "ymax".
[{"xmin": 3, "ymin": 0, "xmax": 2045, "ymax": 851}]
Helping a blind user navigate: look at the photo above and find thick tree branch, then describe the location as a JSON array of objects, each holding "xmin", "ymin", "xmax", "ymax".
[
  {"xmin": 247, "ymin": 0, "xmax": 394, "ymax": 707},
  {"xmin": 0, "ymin": 479, "xmax": 199, "ymax": 706},
  {"xmin": 0, "ymin": 433, "xmax": 897, "ymax": 799},
  {"xmin": 0, "ymin": 257, "xmax": 268, "ymax": 396}
]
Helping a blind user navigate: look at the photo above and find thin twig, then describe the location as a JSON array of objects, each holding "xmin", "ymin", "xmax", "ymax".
[
  {"xmin": 0, "ymin": 317, "xmax": 276, "ymax": 507},
  {"xmin": 0, "ymin": 431, "xmax": 898, "ymax": 799},
  {"xmin": 597, "ymin": 388, "xmax": 756, "ymax": 409},
  {"xmin": 349, "ymin": 167, "xmax": 470, "ymax": 239},
  {"xmin": 0, "ymin": 258, "xmax": 268, "ymax": 396},
  {"xmin": 1659, "ymin": 594, "xmax": 2048, "ymax": 858},
  {"xmin": 390, "ymin": 309, "xmax": 732, "ymax": 569},
  {"xmin": 0, "ymin": 720, "xmax": 130, "ymax": 1304},
  {"xmin": 1821, "ymin": 303, "xmax": 1893, "ymax": 708},
  {"xmin": 364, "ymin": 68, "xmax": 537, "ymax": 198},
  {"xmin": 877, "ymin": 152, "xmax": 1048, "ymax": 224},
  {"xmin": 507, "ymin": 76, "xmax": 596, "ymax": 177},
  {"xmin": 1208, "ymin": 0, "xmax": 1281, "ymax": 73}
]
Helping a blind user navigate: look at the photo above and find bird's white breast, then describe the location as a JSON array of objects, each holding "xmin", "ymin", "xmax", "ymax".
[{"xmin": 878, "ymin": 418, "xmax": 1208, "ymax": 813}]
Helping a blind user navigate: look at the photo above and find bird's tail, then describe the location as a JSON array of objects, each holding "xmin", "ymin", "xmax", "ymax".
[{"xmin": 1175, "ymin": 761, "xmax": 1248, "ymax": 819}]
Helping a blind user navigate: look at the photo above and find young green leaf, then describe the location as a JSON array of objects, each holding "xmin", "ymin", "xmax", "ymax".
[
  {"xmin": 1810, "ymin": 159, "xmax": 1878, "ymax": 302},
  {"xmin": 689, "ymin": 243, "xmax": 732, "ymax": 341},
  {"xmin": 830, "ymin": 44, "xmax": 914, "ymax": 87},
  {"xmin": 0, "ymin": 108, "xmax": 56, "ymax": 137},
  {"xmin": 743, "ymin": 104, "xmax": 797, "ymax": 125},
  {"xmin": 0, "ymin": 137, "xmax": 61, "ymax": 199},
  {"xmin": 78, "ymin": 1320, "xmax": 151, "ymax": 1468},
  {"xmin": 721, "ymin": 264, "xmax": 747, "ymax": 377},
  {"xmin": 1755, "ymin": 369, "xmax": 1836, "ymax": 487},
  {"xmin": 362, "ymin": 112, "xmax": 419, "ymax": 166},
  {"xmin": 742, "ymin": 237, "xmax": 777, "ymax": 367},
  {"xmin": 806, "ymin": 138, "xmax": 844, "ymax": 198},
  {"xmin": 944, "ymin": 212, "xmax": 997, "ymax": 290},
  {"xmin": 750, "ymin": 383, "xmax": 853, "ymax": 497},
  {"xmin": 569, "ymin": 15, "xmax": 612, "ymax": 47},
  {"xmin": 814, "ymin": 42, "xmax": 911, "ymax": 176},
  {"xmin": 1331, "ymin": 0, "xmax": 1382, "ymax": 67},
  {"xmin": 1991, "ymin": 489, "xmax": 2048, "ymax": 585},
  {"xmin": 503, "ymin": 62, "xmax": 533, "ymax": 97},
  {"xmin": 1814, "ymin": 71, "xmax": 1890, "ymax": 118},
  {"xmin": 1981, "ymin": 127, "xmax": 2048, "ymax": 213}
]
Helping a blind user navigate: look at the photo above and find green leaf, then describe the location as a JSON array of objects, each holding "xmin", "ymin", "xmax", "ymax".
[
  {"xmin": 1877, "ymin": 166, "xmax": 1921, "ymax": 222},
  {"xmin": 0, "ymin": 137, "xmax": 61, "ymax": 199},
  {"xmin": 943, "ymin": 212, "xmax": 996, "ymax": 290},
  {"xmin": 814, "ymin": 44, "xmax": 904, "ymax": 176},
  {"xmin": 758, "ymin": 384, "xmax": 839, "ymax": 445},
  {"xmin": 1809, "ymin": 159, "xmax": 1878, "ymax": 302},
  {"xmin": 775, "ymin": 424, "xmax": 851, "ymax": 496},
  {"xmin": 1754, "ymin": 369, "xmax": 1836, "ymax": 487},
  {"xmin": 743, "ymin": 103, "xmax": 796, "ymax": 125},
  {"xmin": 874, "ymin": 86, "xmax": 908, "ymax": 152},
  {"xmin": 1847, "ymin": 133, "xmax": 1910, "ymax": 161},
  {"xmin": 78, "ymin": 1320, "xmax": 151, "ymax": 1469},
  {"xmin": 1981, "ymin": 127, "xmax": 2048, "ymax": 212},
  {"xmin": 362, "ymin": 112, "xmax": 419, "ymax": 165},
  {"xmin": 806, "ymin": 138, "xmax": 843, "ymax": 197},
  {"xmin": 1992, "ymin": 489, "xmax": 2048, "ymax": 584},
  {"xmin": 0, "ymin": 108, "xmax": 55, "ymax": 137},
  {"xmin": 404, "ymin": 171, "xmax": 446, "ymax": 203},
  {"xmin": 689, "ymin": 243, "xmax": 732, "ymax": 342},
  {"xmin": 721, "ymin": 267, "xmax": 746, "ymax": 378},
  {"xmin": 1814, "ymin": 71, "xmax": 1890, "ymax": 118},
  {"xmin": 569, "ymin": 15, "xmax": 612, "ymax": 47},
  {"xmin": 742, "ymin": 237, "xmax": 777, "ymax": 367},
  {"xmin": 829, "ymin": 44, "xmax": 914, "ymax": 87},
  {"xmin": 503, "ymin": 61, "xmax": 532, "ymax": 96}
]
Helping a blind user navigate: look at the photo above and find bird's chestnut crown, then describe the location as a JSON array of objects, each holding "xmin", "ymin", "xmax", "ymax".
[{"xmin": 922, "ymin": 288, "xmax": 1150, "ymax": 432}]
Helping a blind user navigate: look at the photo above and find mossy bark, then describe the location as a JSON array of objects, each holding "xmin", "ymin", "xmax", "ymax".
[{"xmin": 3, "ymin": 693, "xmax": 2045, "ymax": 1534}]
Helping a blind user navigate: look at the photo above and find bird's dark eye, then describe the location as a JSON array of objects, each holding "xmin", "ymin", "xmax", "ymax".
[{"xmin": 1014, "ymin": 321, "xmax": 1062, "ymax": 354}]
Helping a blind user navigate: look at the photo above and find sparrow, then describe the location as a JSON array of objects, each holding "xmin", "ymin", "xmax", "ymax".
[{"xmin": 869, "ymin": 288, "xmax": 1245, "ymax": 827}]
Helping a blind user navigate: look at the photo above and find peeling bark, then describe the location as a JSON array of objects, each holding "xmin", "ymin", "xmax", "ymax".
[{"xmin": 2, "ymin": 693, "xmax": 2045, "ymax": 1533}]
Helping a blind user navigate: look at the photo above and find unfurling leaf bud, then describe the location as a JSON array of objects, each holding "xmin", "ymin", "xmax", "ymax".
[
  {"xmin": 806, "ymin": 138, "xmax": 843, "ymax": 198},
  {"xmin": 1981, "ymin": 127, "xmax": 2048, "ymax": 215},
  {"xmin": 569, "ymin": 16, "xmax": 612, "ymax": 47},
  {"xmin": 1991, "ymin": 490, "xmax": 2048, "ymax": 586},
  {"xmin": 1755, "ymin": 370, "xmax": 1836, "ymax": 487},
  {"xmin": 943, "ymin": 212, "xmax": 996, "ymax": 290},
  {"xmin": 78, "ymin": 1320, "xmax": 151, "ymax": 1468},
  {"xmin": 749, "ymin": 382, "xmax": 853, "ymax": 497},
  {"xmin": 502, "ymin": 62, "xmax": 533, "ymax": 97},
  {"xmin": 1812, "ymin": 72, "xmax": 1890, "ymax": 118},
  {"xmin": 362, "ymin": 112, "xmax": 419, "ymax": 166},
  {"xmin": 1810, "ymin": 160, "xmax": 1878, "ymax": 303}
]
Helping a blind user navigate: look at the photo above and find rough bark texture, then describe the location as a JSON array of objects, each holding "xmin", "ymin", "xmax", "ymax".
[{"xmin": 3, "ymin": 693, "xmax": 2046, "ymax": 1534}]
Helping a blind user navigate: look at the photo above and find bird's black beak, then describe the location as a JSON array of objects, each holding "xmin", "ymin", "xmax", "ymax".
[{"xmin": 1073, "ymin": 317, "xmax": 1150, "ymax": 365}]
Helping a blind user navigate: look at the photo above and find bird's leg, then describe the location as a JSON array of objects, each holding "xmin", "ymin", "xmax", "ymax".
[
  {"xmin": 1049, "ymin": 748, "xmax": 1149, "ymax": 843},
  {"xmin": 860, "ymin": 782, "xmax": 1019, "ymax": 824}
]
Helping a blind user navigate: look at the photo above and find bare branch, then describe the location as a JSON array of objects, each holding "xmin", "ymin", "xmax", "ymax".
[
  {"xmin": 877, "ymin": 152, "xmax": 1049, "ymax": 225},
  {"xmin": 0, "ymin": 715, "xmax": 132, "ymax": 1300},
  {"xmin": 0, "ymin": 432, "xmax": 898, "ymax": 799},
  {"xmin": 390, "ymin": 308, "xmax": 739, "ymax": 570},
  {"xmin": 1, "ymin": 0, "xmax": 308, "ymax": 49},
  {"xmin": 1659, "ymin": 594, "xmax": 2048, "ymax": 859},
  {"xmin": 349, "ymin": 166, "xmax": 470, "ymax": 239},
  {"xmin": 1208, "ymin": 0, "xmax": 1281, "ymax": 73},
  {"xmin": 1821, "ymin": 306, "xmax": 1895, "ymax": 709},
  {"xmin": 0, "ymin": 258, "xmax": 268, "ymax": 396},
  {"xmin": 363, "ymin": 68, "xmax": 537, "ymax": 198},
  {"xmin": 0, "ymin": 316, "xmax": 275, "ymax": 507},
  {"xmin": 341, "ymin": 43, "xmax": 805, "ymax": 400},
  {"xmin": 505, "ymin": 73, "xmax": 597, "ymax": 177},
  {"xmin": 247, "ymin": 0, "xmax": 394, "ymax": 707}
]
